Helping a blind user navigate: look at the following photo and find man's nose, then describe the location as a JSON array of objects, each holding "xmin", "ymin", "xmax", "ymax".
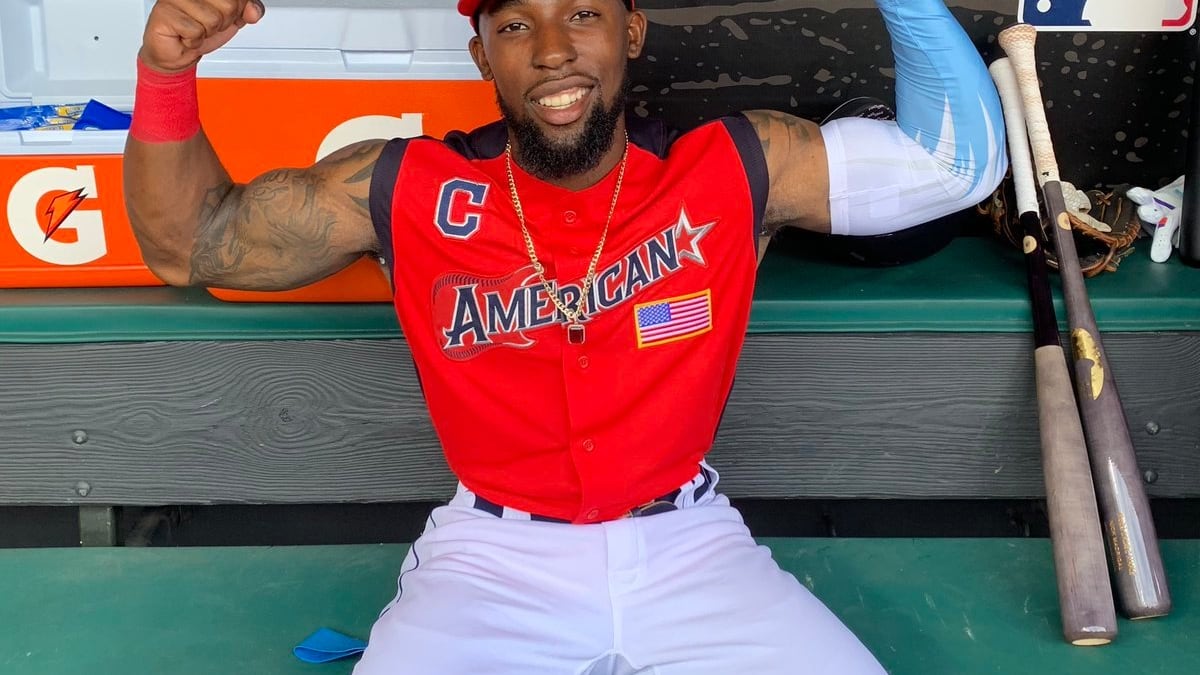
[{"xmin": 532, "ymin": 24, "xmax": 577, "ymax": 70}]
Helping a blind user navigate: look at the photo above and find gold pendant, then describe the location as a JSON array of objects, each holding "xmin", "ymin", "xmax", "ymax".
[{"xmin": 567, "ymin": 323, "xmax": 585, "ymax": 345}]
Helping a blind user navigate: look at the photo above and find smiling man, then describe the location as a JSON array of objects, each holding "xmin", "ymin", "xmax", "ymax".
[
  {"xmin": 475, "ymin": 0, "xmax": 634, "ymax": 185},
  {"xmin": 124, "ymin": 1, "xmax": 1005, "ymax": 672}
]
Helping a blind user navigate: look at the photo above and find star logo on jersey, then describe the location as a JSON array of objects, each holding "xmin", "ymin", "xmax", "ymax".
[
  {"xmin": 434, "ymin": 204, "xmax": 719, "ymax": 360},
  {"xmin": 673, "ymin": 207, "xmax": 716, "ymax": 267}
]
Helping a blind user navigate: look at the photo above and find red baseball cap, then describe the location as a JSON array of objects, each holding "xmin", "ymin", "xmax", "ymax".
[{"xmin": 458, "ymin": 1, "xmax": 634, "ymax": 22}]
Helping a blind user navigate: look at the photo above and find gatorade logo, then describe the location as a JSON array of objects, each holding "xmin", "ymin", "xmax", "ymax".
[
  {"xmin": 1020, "ymin": 0, "xmax": 1196, "ymax": 31},
  {"xmin": 7, "ymin": 166, "xmax": 107, "ymax": 266}
]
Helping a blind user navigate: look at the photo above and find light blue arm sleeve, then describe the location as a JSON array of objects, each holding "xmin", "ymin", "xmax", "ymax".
[
  {"xmin": 884, "ymin": 0, "xmax": 1005, "ymax": 191},
  {"xmin": 821, "ymin": 0, "xmax": 1008, "ymax": 235}
]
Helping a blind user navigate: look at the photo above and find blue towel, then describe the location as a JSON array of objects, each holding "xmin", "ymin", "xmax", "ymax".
[{"xmin": 294, "ymin": 627, "xmax": 368, "ymax": 664}]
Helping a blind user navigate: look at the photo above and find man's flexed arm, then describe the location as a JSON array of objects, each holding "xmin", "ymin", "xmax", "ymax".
[
  {"xmin": 124, "ymin": 0, "xmax": 381, "ymax": 290},
  {"xmin": 745, "ymin": 0, "xmax": 1006, "ymax": 259},
  {"xmin": 126, "ymin": 134, "xmax": 383, "ymax": 289}
]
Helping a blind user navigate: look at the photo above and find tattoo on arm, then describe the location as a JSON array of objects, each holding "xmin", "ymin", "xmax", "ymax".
[
  {"xmin": 189, "ymin": 170, "xmax": 340, "ymax": 287},
  {"xmin": 750, "ymin": 110, "xmax": 814, "ymax": 170},
  {"xmin": 745, "ymin": 109, "xmax": 828, "ymax": 236},
  {"xmin": 187, "ymin": 142, "xmax": 380, "ymax": 288},
  {"xmin": 189, "ymin": 180, "xmax": 244, "ymax": 286},
  {"xmin": 344, "ymin": 150, "xmax": 376, "ymax": 213}
]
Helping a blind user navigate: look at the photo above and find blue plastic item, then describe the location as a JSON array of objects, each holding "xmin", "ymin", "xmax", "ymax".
[
  {"xmin": 0, "ymin": 103, "xmax": 84, "ymax": 131},
  {"xmin": 75, "ymin": 99, "xmax": 131, "ymax": 130}
]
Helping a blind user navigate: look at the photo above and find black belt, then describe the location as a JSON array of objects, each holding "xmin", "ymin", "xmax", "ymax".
[{"xmin": 472, "ymin": 465, "xmax": 715, "ymax": 523}]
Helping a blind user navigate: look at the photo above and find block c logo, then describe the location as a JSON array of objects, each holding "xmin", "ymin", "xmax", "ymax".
[{"xmin": 8, "ymin": 166, "xmax": 106, "ymax": 265}]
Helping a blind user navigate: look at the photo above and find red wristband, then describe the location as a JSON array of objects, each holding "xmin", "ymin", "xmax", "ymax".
[{"xmin": 129, "ymin": 58, "xmax": 201, "ymax": 143}]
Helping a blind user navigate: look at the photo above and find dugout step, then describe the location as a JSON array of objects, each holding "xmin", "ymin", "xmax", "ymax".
[
  {"xmin": 1, "ymin": 238, "xmax": 1198, "ymax": 344},
  {"xmin": 0, "ymin": 538, "xmax": 1197, "ymax": 674}
]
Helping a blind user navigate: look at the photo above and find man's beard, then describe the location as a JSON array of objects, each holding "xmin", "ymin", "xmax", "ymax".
[{"xmin": 499, "ymin": 73, "xmax": 628, "ymax": 181}]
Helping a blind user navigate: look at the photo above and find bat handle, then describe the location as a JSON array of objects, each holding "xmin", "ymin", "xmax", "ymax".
[{"xmin": 998, "ymin": 24, "xmax": 1061, "ymax": 184}]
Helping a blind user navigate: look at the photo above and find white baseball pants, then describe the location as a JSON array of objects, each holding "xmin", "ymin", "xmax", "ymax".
[{"xmin": 354, "ymin": 470, "xmax": 885, "ymax": 674}]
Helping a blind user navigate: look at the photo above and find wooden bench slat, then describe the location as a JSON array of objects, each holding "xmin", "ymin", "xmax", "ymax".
[
  {"xmin": 2, "ymin": 333, "xmax": 1197, "ymax": 505},
  {"xmin": 1, "ymin": 538, "xmax": 1196, "ymax": 674},
  {"xmin": 3, "ymin": 331, "xmax": 1198, "ymax": 505}
]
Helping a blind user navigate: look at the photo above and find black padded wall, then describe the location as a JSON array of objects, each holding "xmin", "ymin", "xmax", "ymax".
[{"xmin": 629, "ymin": 1, "xmax": 1194, "ymax": 189}]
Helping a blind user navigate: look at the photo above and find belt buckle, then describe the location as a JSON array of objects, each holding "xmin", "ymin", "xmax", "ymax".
[{"xmin": 627, "ymin": 498, "xmax": 678, "ymax": 518}]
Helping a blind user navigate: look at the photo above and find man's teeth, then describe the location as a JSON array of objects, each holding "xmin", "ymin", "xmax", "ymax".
[{"xmin": 537, "ymin": 88, "xmax": 587, "ymax": 109}]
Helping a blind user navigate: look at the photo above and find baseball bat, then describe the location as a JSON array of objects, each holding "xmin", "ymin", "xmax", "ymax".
[
  {"xmin": 998, "ymin": 24, "xmax": 1171, "ymax": 619},
  {"xmin": 990, "ymin": 58, "xmax": 1117, "ymax": 646}
]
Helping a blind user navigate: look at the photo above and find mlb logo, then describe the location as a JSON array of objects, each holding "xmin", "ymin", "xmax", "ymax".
[{"xmin": 1019, "ymin": 0, "xmax": 1197, "ymax": 31}]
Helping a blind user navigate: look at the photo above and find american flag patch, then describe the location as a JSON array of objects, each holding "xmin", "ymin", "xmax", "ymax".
[{"xmin": 634, "ymin": 290, "xmax": 713, "ymax": 348}]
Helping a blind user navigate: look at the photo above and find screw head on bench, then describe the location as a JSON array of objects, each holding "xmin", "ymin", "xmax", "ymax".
[
  {"xmin": 1143, "ymin": 469, "xmax": 1159, "ymax": 485},
  {"xmin": 72, "ymin": 430, "xmax": 89, "ymax": 445},
  {"xmin": 75, "ymin": 481, "xmax": 92, "ymax": 497},
  {"xmin": 1145, "ymin": 421, "xmax": 1161, "ymax": 436}
]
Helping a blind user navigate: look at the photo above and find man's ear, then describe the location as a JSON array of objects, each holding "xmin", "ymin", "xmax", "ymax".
[
  {"xmin": 469, "ymin": 36, "xmax": 494, "ymax": 81},
  {"xmin": 626, "ymin": 10, "xmax": 648, "ymax": 59}
]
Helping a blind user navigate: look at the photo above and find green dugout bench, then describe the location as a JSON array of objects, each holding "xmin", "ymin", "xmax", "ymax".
[{"xmin": 2, "ymin": 238, "xmax": 1199, "ymax": 673}]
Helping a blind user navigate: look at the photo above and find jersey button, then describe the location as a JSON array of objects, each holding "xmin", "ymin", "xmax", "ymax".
[
  {"xmin": 586, "ymin": 509, "xmax": 600, "ymax": 521},
  {"xmin": 564, "ymin": 210, "xmax": 578, "ymax": 224},
  {"xmin": 578, "ymin": 355, "xmax": 590, "ymax": 369},
  {"xmin": 582, "ymin": 439, "xmax": 595, "ymax": 452}
]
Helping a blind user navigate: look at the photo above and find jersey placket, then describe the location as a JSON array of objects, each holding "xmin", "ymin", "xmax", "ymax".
[{"xmin": 537, "ymin": 188, "xmax": 608, "ymax": 523}]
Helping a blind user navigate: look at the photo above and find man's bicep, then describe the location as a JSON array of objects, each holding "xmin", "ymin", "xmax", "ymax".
[
  {"xmin": 190, "ymin": 140, "xmax": 385, "ymax": 290},
  {"xmin": 743, "ymin": 110, "xmax": 832, "ymax": 236}
]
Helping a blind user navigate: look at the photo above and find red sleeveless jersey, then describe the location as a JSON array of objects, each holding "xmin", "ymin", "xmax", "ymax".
[{"xmin": 370, "ymin": 116, "xmax": 767, "ymax": 523}]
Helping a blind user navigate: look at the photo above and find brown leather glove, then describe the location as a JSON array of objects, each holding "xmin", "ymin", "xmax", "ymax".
[{"xmin": 979, "ymin": 178, "xmax": 1145, "ymax": 277}]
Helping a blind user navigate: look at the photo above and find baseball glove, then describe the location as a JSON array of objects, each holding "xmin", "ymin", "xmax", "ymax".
[{"xmin": 978, "ymin": 177, "xmax": 1145, "ymax": 277}]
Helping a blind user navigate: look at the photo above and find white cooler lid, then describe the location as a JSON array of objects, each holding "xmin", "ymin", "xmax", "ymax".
[{"xmin": 0, "ymin": 0, "xmax": 479, "ymax": 110}]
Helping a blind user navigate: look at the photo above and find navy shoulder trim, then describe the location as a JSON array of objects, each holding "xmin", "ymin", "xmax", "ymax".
[
  {"xmin": 443, "ymin": 121, "xmax": 508, "ymax": 160},
  {"xmin": 720, "ymin": 114, "xmax": 769, "ymax": 239},
  {"xmin": 627, "ymin": 115, "xmax": 680, "ymax": 159},
  {"xmin": 370, "ymin": 138, "xmax": 410, "ymax": 278}
]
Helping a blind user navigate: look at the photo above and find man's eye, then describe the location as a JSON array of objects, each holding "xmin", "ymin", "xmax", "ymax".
[
  {"xmin": 572, "ymin": 10, "xmax": 599, "ymax": 21},
  {"xmin": 498, "ymin": 22, "xmax": 527, "ymax": 33}
]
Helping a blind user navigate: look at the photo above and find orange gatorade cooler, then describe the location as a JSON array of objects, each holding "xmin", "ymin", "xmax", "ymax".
[
  {"xmin": 1, "ymin": 0, "xmax": 154, "ymax": 288},
  {"xmin": 1, "ymin": 0, "xmax": 497, "ymax": 300}
]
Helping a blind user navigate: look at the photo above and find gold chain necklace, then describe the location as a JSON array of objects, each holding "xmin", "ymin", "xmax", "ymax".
[{"xmin": 504, "ymin": 134, "xmax": 629, "ymax": 345}]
